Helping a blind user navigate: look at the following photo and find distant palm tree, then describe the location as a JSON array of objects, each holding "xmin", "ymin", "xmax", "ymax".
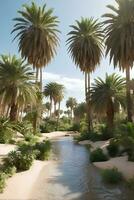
[
  {"xmin": 67, "ymin": 18, "xmax": 103, "ymax": 130},
  {"xmin": 66, "ymin": 97, "xmax": 77, "ymax": 119},
  {"xmin": 0, "ymin": 55, "xmax": 38, "ymax": 121},
  {"xmin": 45, "ymin": 102, "xmax": 51, "ymax": 117},
  {"xmin": 91, "ymin": 73, "xmax": 125, "ymax": 130},
  {"xmin": 103, "ymin": 0, "xmax": 134, "ymax": 122},
  {"xmin": 12, "ymin": 2, "xmax": 59, "ymax": 90},
  {"xmin": 44, "ymin": 82, "xmax": 65, "ymax": 117},
  {"xmin": 74, "ymin": 102, "xmax": 86, "ymax": 122}
]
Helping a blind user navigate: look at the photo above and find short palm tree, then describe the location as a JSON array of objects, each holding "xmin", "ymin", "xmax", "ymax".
[
  {"xmin": 67, "ymin": 18, "xmax": 103, "ymax": 130},
  {"xmin": 66, "ymin": 97, "xmax": 77, "ymax": 119},
  {"xmin": 91, "ymin": 73, "xmax": 126, "ymax": 130},
  {"xmin": 12, "ymin": 2, "xmax": 59, "ymax": 90},
  {"xmin": 45, "ymin": 102, "xmax": 51, "ymax": 117},
  {"xmin": 44, "ymin": 82, "xmax": 65, "ymax": 117},
  {"xmin": 103, "ymin": 0, "xmax": 134, "ymax": 122},
  {"xmin": 0, "ymin": 55, "xmax": 38, "ymax": 121}
]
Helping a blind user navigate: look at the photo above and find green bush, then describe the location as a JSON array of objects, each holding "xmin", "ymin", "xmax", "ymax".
[
  {"xmin": 107, "ymin": 139, "xmax": 119, "ymax": 157},
  {"xmin": 2, "ymin": 166, "xmax": 16, "ymax": 178},
  {"xmin": 101, "ymin": 168, "xmax": 123, "ymax": 184},
  {"xmin": 99, "ymin": 125, "xmax": 113, "ymax": 140},
  {"xmin": 0, "ymin": 173, "xmax": 6, "ymax": 193},
  {"xmin": 116, "ymin": 122, "xmax": 134, "ymax": 161},
  {"xmin": 75, "ymin": 132, "xmax": 90, "ymax": 142},
  {"xmin": 126, "ymin": 177, "xmax": 134, "ymax": 190},
  {"xmin": 35, "ymin": 141, "xmax": 51, "ymax": 160},
  {"xmin": 90, "ymin": 148, "xmax": 108, "ymax": 162},
  {"xmin": 4, "ymin": 150, "xmax": 35, "ymax": 171},
  {"xmin": 0, "ymin": 118, "xmax": 15, "ymax": 144}
]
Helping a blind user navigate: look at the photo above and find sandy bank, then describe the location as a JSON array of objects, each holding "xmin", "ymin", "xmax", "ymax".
[
  {"xmin": 93, "ymin": 156, "xmax": 134, "ymax": 180},
  {"xmin": 41, "ymin": 131, "xmax": 76, "ymax": 140},
  {"xmin": 79, "ymin": 140, "xmax": 109, "ymax": 153},
  {"xmin": 0, "ymin": 160, "xmax": 51, "ymax": 199},
  {"xmin": 0, "ymin": 144, "xmax": 16, "ymax": 156}
]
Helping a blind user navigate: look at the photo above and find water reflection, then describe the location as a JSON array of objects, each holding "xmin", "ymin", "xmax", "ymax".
[{"xmin": 45, "ymin": 137, "xmax": 134, "ymax": 200}]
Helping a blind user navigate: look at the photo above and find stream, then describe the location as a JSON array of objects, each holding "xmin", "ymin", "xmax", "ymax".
[{"xmin": 38, "ymin": 137, "xmax": 134, "ymax": 200}]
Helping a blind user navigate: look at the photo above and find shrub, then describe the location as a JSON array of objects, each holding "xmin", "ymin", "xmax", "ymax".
[
  {"xmin": 99, "ymin": 125, "xmax": 113, "ymax": 140},
  {"xmin": 0, "ymin": 118, "xmax": 15, "ymax": 144},
  {"xmin": 75, "ymin": 132, "xmax": 90, "ymax": 142},
  {"xmin": 4, "ymin": 150, "xmax": 35, "ymax": 171},
  {"xmin": 90, "ymin": 148, "xmax": 108, "ymax": 163},
  {"xmin": 35, "ymin": 141, "xmax": 51, "ymax": 160},
  {"xmin": 101, "ymin": 168, "xmax": 123, "ymax": 184},
  {"xmin": 0, "ymin": 173, "xmax": 6, "ymax": 193},
  {"xmin": 116, "ymin": 123, "xmax": 134, "ymax": 161},
  {"xmin": 107, "ymin": 139, "xmax": 119, "ymax": 157},
  {"xmin": 2, "ymin": 166, "xmax": 16, "ymax": 178},
  {"xmin": 126, "ymin": 177, "xmax": 134, "ymax": 190}
]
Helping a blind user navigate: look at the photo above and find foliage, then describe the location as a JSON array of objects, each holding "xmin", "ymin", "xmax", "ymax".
[
  {"xmin": 35, "ymin": 140, "xmax": 51, "ymax": 160},
  {"xmin": 0, "ymin": 173, "xmax": 6, "ymax": 193},
  {"xmin": 90, "ymin": 148, "xmax": 108, "ymax": 163},
  {"xmin": 0, "ymin": 118, "xmax": 15, "ymax": 144},
  {"xmin": 12, "ymin": 2, "xmax": 59, "ymax": 69},
  {"xmin": 4, "ymin": 150, "xmax": 35, "ymax": 171},
  {"xmin": 0, "ymin": 55, "xmax": 38, "ymax": 121},
  {"xmin": 101, "ymin": 168, "xmax": 123, "ymax": 184},
  {"xmin": 107, "ymin": 139, "xmax": 119, "ymax": 157},
  {"xmin": 2, "ymin": 166, "xmax": 16, "ymax": 178},
  {"xmin": 126, "ymin": 177, "xmax": 134, "ymax": 190},
  {"xmin": 40, "ymin": 119, "xmax": 57, "ymax": 133},
  {"xmin": 91, "ymin": 73, "xmax": 125, "ymax": 130},
  {"xmin": 116, "ymin": 122, "xmax": 134, "ymax": 161}
]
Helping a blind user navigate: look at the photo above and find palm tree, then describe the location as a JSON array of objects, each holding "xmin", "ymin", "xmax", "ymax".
[
  {"xmin": 66, "ymin": 97, "xmax": 77, "ymax": 119},
  {"xmin": 45, "ymin": 102, "xmax": 51, "ymax": 117},
  {"xmin": 12, "ymin": 2, "xmax": 59, "ymax": 90},
  {"xmin": 74, "ymin": 102, "xmax": 86, "ymax": 122},
  {"xmin": 0, "ymin": 55, "xmax": 37, "ymax": 121},
  {"xmin": 91, "ymin": 73, "xmax": 125, "ymax": 131},
  {"xmin": 44, "ymin": 82, "xmax": 65, "ymax": 117},
  {"xmin": 103, "ymin": 0, "xmax": 134, "ymax": 122},
  {"xmin": 67, "ymin": 18, "xmax": 103, "ymax": 130}
]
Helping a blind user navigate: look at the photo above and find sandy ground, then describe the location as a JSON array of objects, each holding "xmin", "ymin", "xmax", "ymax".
[
  {"xmin": 41, "ymin": 131, "xmax": 76, "ymax": 140},
  {"xmin": 0, "ymin": 160, "xmax": 51, "ymax": 200},
  {"xmin": 79, "ymin": 140, "xmax": 110, "ymax": 153},
  {"xmin": 94, "ymin": 156, "xmax": 134, "ymax": 180},
  {"xmin": 0, "ymin": 144, "xmax": 16, "ymax": 156}
]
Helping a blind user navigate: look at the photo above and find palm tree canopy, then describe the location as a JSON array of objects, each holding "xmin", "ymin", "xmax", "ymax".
[
  {"xmin": 67, "ymin": 18, "xmax": 103, "ymax": 72},
  {"xmin": 44, "ymin": 82, "xmax": 65, "ymax": 103},
  {"xmin": 12, "ymin": 2, "xmax": 59, "ymax": 68},
  {"xmin": 91, "ymin": 73, "xmax": 126, "ymax": 115},
  {"xmin": 0, "ymin": 54, "xmax": 38, "ymax": 107},
  {"xmin": 103, "ymin": 0, "xmax": 134, "ymax": 70},
  {"xmin": 66, "ymin": 97, "xmax": 77, "ymax": 110}
]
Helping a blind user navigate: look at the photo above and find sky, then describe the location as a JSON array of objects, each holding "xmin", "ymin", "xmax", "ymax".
[{"xmin": 0, "ymin": 0, "xmax": 127, "ymax": 110}]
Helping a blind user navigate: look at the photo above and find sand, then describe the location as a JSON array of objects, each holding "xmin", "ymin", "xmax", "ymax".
[
  {"xmin": 41, "ymin": 131, "xmax": 76, "ymax": 140},
  {"xmin": 0, "ymin": 144, "xmax": 16, "ymax": 156},
  {"xmin": 0, "ymin": 160, "xmax": 51, "ymax": 200},
  {"xmin": 94, "ymin": 156, "xmax": 134, "ymax": 180}
]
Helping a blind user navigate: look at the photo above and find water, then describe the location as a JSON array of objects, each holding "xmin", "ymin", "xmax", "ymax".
[{"xmin": 36, "ymin": 137, "xmax": 134, "ymax": 200}]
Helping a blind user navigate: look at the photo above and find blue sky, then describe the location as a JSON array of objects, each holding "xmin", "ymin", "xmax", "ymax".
[{"xmin": 0, "ymin": 0, "xmax": 126, "ymax": 109}]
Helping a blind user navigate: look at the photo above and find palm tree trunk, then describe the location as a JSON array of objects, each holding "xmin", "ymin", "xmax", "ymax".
[
  {"xmin": 86, "ymin": 72, "xmax": 92, "ymax": 132},
  {"xmin": 56, "ymin": 101, "xmax": 61, "ymax": 130},
  {"xmin": 106, "ymin": 99, "xmax": 114, "ymax": 137},
  {"xmin": 85, "ymin": 72, "xmax": 88, "ymax": 98},
  {"xmin": 50, "ymin": 98, "xmax": 52, "ymax": 117},
  {"xmin": 126, "ymin": 67, "xmax": 132, "ymax": 122},
  {"xmin": 36, "ymin": 68, "xmax": 39, "ymax": 83},
  {"xmin": 40, "ymin": 68, "xmax": 43, "ymax": 92},
  {"xmin": 10, "ymin": 103, "xmax": 18, "ymax": 121}
]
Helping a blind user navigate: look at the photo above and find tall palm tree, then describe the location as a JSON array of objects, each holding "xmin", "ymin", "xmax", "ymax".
[
  {"xmin": 12, "ymin": 2, "xmax": 59, "ymax": 91},
  {"xmin": 74, "ymin": 102, "xmax": 86, "ymax": 122},
  {"xmin": 0, "ymin": 55, "xmax": 38, "ymax": 121},
  {"xmin": 91, "ymin": 73, "xmax": 125, "ymax": 130},
  {"xmin": 66, "ymin": 97, "xmax": 77, "ymax": 119},
  {"xmin": 67, "ymin": 18, "xmax": 103, "ymax": 130},
  {"xmin": 103, "ymin": 0, "xmax": 134, "ymax": 122}
]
